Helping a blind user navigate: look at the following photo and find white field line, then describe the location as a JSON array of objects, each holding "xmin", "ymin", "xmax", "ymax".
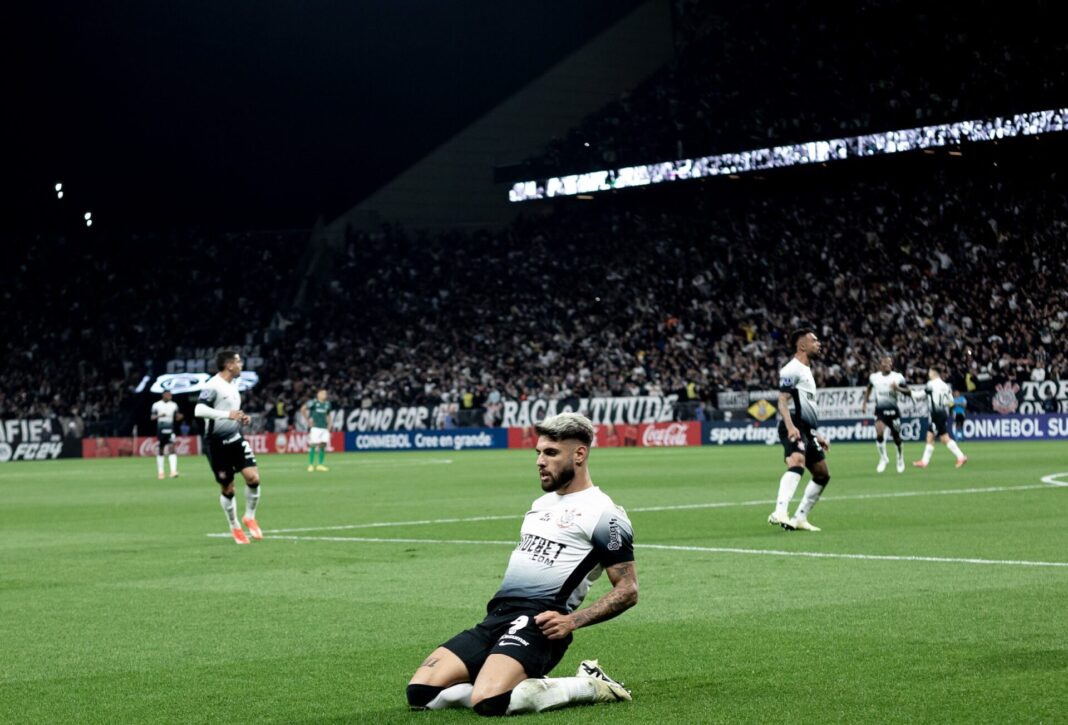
[
  {"xmin": 257, "ymin": 483, "xmax": 1052, "ymax": 535},
  {"xmin": 203, "ymin": 533, "xmax": 1068, "ymax": 569},
  {"xmin": 1040, "ymin": 472, "xmax": 1068, "ymax": 487}
]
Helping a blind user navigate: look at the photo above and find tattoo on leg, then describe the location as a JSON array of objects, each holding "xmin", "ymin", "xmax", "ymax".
[{"xmin": 419, "ymin": 657, "xmax": 439, "ymax": 668}]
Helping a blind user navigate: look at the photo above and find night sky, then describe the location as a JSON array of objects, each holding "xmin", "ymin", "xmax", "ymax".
[{"xmin": 10, "ymin": 1, "xmax": 642, "ymax": 232}]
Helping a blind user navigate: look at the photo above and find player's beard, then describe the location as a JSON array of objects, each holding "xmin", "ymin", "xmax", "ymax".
[{"xmin": 540, "ymin": 462, "xmax": 576, "ymax": 493}]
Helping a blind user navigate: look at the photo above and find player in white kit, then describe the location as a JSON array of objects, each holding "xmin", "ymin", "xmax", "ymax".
[
  {"xmin": 150, "ymin": 390, "xmax": 182, "ymax": 479},
  {"xmin": 770, "ymin": 328, "xmax": 832, "ymax": 532},
  {"xmin": 913, "ymin": 365, "xmax": 968, "ymax": 469},
  {"xmin": 194, "ymin": 351, "xmax": 263, "ymax": 545},
  {"xmin": 862, "ymin": 356, "xmax": 912, "ymax": 473},
  {"xmin": 406, "ymin": 413, "xmax": 638, "ymax": 716}
]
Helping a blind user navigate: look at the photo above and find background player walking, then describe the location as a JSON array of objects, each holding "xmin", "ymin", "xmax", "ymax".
[
  {"xmin": 862, "ymin": 355, "xmax": 912, "ymax": 473},
  {"xmin": 150, "ymin": 390, "xmax": 182, "ymax": 479},
  {"xmin": 194, "ymin": 350, "xmax": 264, "ymax": 545},
  {"xmin": 913, "ymin": 366, "xmax": 968, "ymax": 469},
  {"xmin": 771, "ymin": 328, "xmax": 832, "ymax": 532}
]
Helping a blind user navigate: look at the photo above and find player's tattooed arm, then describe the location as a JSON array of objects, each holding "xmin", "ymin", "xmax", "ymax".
[{"xmin": 536, "ymin": 561, "xmax": 639, "ymax": 639}]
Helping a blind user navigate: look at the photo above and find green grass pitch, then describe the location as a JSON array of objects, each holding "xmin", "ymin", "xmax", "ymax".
[{"xmin": 2, "ymin": 441, "xmax": 1067, "ymax": 723}]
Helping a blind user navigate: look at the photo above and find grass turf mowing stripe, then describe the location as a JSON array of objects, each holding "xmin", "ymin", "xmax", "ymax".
[{"xmin": 216, "ymin": 533, "xmax": 1068, "ymax": 568}]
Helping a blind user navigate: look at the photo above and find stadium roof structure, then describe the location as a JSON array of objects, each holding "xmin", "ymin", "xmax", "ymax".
[{"xmin": 508, "ymin": 107, "xmax": 1068, "ymax": 202}]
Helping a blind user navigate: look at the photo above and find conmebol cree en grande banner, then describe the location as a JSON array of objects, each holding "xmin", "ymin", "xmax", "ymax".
[{"xmin": 508, "ymin": 108, "xmax": 1068, "ymax": 202}]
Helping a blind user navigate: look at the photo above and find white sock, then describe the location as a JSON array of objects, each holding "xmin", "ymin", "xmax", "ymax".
[
  {"xmin": 794, "ymin": 481, "xmax": 825, "ymax": 521},
  {"xmin": 168, "ymin": 453, "xmax": 178, "ymax": 474},
  {"xmin": 245, "ymin": 485, "xmax": 260, "ymax": 520},
  {"xmin": 220, "ymin": 494, "xmax": 239, "ymax": 529},
  {"xmin": 946, "ymin": 440, "xmax": 965, "ymax": 459},
  {"xmin": 922, "ymin": 443, "xmax": 935, "ymax": 464},
  {"xmin": 508, "ymin": 677, "xmax": 598, "ymax": 714},
  {"xmin": 776, "ymin": 469, "xmax": 802, "ymax": 516},
  {"xmin": 875, "ymin": 439, "xmax": 887, "ymax": 460},
  {"xmin": 425, "ymin": 683, "xmax": 473, "ymax": 710},
  {"xmin": 156, "ymin": 455, "xmax": 164, "ymax": 474}
]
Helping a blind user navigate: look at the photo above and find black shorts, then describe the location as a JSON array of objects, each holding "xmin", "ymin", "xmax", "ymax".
[
  {"xmin": 929, "ymin": 413, "xmax": 950, "ymax": 438},
  {"xmin": 874, "ymin": 407, "xmax": 902, "ymax": 433},
  {"xmin": 441, "ymin": 599, "xmax": 572, "ymax": 680},
  {"xmin": 204, "ymin": 437, "xmax": 257, "ymax": 484},
  {"xmin": 778, "ymin": 420, "xmax": 826, "ymax": 467},
  {"xmin": 157, "ymin": 431, "xmax": 176, "ymax": 449}
]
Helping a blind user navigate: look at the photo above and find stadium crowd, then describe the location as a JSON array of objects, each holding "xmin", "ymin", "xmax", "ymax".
[
  {"xmin": 3, "ymin": 159, "xmax": 1065, "ymax": 433},
  {"xmin": 518, "ymin": 1, "xmax": 1066, "ymax": 178}
]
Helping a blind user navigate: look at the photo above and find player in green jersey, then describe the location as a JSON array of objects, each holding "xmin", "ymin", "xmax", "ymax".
[{"xmin": 302, "ymin": 389, "xmax": 334, "ymax": 471}]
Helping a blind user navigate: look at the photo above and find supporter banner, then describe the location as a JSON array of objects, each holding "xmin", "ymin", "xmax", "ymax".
[
  {"xmin": 958, "ymin": 414, "xmax": 1068, "ymax": 441},
  {"xmin": 701, "ymin": 418, "xmax": 927, "ymax": 446},
  {"xmin": 507, "ymin": 421, "xmax": 701, "ymax": 449},
  {"xmin": 0, "ymin": 418, "xmax": 81, "ymax": 462},
  {"xmin": 346, "ymin": 428, "xmax": 508, "ymax": 452},
  {"xmin": 717, "ymin": 387, "xmax": 928, "ymax": 417},
  {"xmin": 337, "ymin": 396, "xmax": 680, "ymax": 432},
  {"xmin": 82, "ymin": 435, "xmax": 203, "ymax": 459},
  {"xmin": 501, "ymin": 396, "xmax": 677, "ymax": 428},
  {"xmin": 243, "ymin": 431, "xmax": 345, "ymax": 454},
  {"xmin": 1014, "ymin": 381, "xmax": 1068, "ymax": 414}
]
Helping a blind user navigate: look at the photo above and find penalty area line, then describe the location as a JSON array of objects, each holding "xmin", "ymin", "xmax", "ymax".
[
  {"xmin": 255, "ymin": 483, "xmax": 1051, "ymax": 535},
  {"xmin": 202, "ymin": 533, "xmax": 1068, "ymax": 568}
]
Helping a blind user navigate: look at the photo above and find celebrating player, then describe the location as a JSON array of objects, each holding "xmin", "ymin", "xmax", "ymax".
[
  {"xmin": 913, "ymin": 366, "xmax": 969, "ymax": 469},
  {"xmin": 301, "ymin": 389, "xmax": 333, "ymax": 472},
  {"xmin": 770, "ymin": 328, "xmax": 831, "ymax": 532},
  {"xmin": 194, "ymin": 350, "xmax": 263, "ymax": 545},
  {"xmin": 862, "ymin": 355, "xmax": 911, "ymax": 473},
  {"xmin": 406, "ymin": 413, "xmax": 638, "ymax": 716},
  {"xmin": 150, "ymin": 390, "xmax": 182, "ymax": 479}
]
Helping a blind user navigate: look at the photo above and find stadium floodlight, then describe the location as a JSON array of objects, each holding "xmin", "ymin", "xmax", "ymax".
[
  {"xmin": 57, "ymin": 191, "xmax": 64, "ymax": 199},
  {"xmin": 55, "ymin": 183, "xmax": 63, "ymax": 191},
  {"xmin": 86, "ymin": 219, "xmax": 93, "ymax": 227},
  {"xmin": 84, "ymin": 211, "xmax": 92, "ymax": 220}
]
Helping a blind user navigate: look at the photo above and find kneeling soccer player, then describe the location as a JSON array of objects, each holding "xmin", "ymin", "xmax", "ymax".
[{"xmin": 406, "ymin": 413, "xmax": 638, "ymax": 716}]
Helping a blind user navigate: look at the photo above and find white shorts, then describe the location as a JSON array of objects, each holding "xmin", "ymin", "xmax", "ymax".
[{"xmin": 309, "ymin": 427, "xmax": 330, "ymax": 446}]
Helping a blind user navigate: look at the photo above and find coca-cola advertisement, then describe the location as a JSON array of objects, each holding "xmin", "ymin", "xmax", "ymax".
[
  {"xmin": 637, "ymin": 422, "xmax": 702, "ymax": 447},
  {"xmin": 507, "ymin": 422, "xmax": 700, "ymax": 449},
  {"xmin": 82, "ymin": 435, "xmax": 203, "ymax": 458}
]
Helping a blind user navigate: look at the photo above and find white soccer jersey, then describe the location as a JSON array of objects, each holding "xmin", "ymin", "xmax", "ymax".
[
  {"xmin": 196, "ymin": 375, "xmax": 243, "ymax": 442},
  {"xmin": 925, "ymin": 378, "xmax": 953, "ymax": 415},
  {"xmin": 869, "ymin": 371, "xmax": 907, "ymax": 409},
  {"xmin": 493, "ymin": 486, "xmax": 634, "ymax": 613},
  {"xmin": 779, "ymin": 357, "xmax": 820, "ymax": 427},
  {"xmin": 151, "ymin": 400, "xmax": 179, "ymax": 432}
]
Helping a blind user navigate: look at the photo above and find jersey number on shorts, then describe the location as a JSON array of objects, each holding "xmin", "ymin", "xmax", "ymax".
[{"xmin": 241, "ymin": 440, "xmax": 256, "ymax": 462}]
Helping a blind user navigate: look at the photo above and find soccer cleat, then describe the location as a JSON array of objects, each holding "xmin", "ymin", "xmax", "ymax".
[
  {"xmin": 791, "ymin": 518, "xmax": 821, "ymax": 532},
  {"xmin": 912, "ymin": 460, "xmax": 928, "ymax": 468},
  {"xmin": 768, "ymin": 511, "xmax": 795, "ymax": 530},
  {"xmin": 242, "ymin": 517, "xmax": 263, "ymax": 540},
  {"xmin": 170, "ymin": 472, "xmax": 180, "ymax": 478},
  {"xmin": 231, "ymin": 527, "xmax": 250, "ymax": 545},
  {"xmin": 157, "ymin": 472, "xmax": 165, "ymax": 480},
  {"xmin": 896, "ymin": 457, "xmax": 905, "ymax": 473},
  {"xmin": 577, "ymin": 659, "xmax": 632, "ymax": 702},
  {"xmin": 315, "ymin": 464, "xmax": 329, "ymax": 472},
  {"xmin": 955, "ymin": 457, "xmax": 968, "ymax": 468},
  {"xmin": 876, "ymin": 458, "xmax": 888, "ymax": 473},
  {"xmin": 307, "ymin": 465, "xmax": 315, "ymax": 472}
]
